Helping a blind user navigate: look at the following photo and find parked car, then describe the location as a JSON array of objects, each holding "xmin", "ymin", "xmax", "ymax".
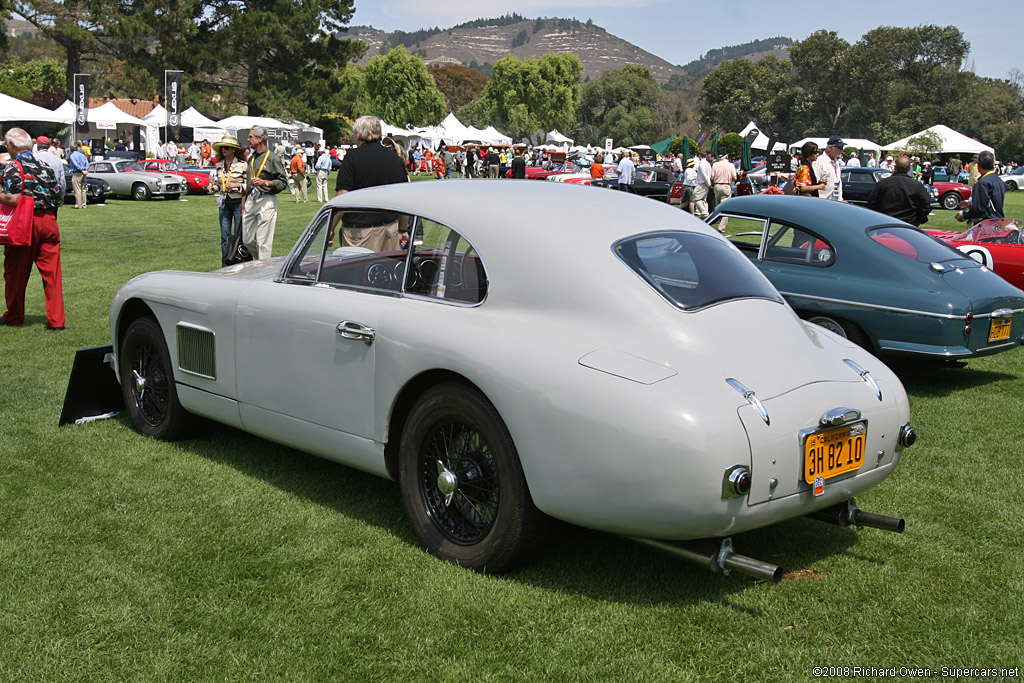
[
  {"xmin": 138, "ymin": 159, "xmax": 211, "ymax": 193},
  {"xmin": 931, "ymin": 165, "xmax": 969, "ymax": 184},
  {"xmin": 930, "ymin": 180, "xmax": 972, "ymax": 210},
  {"xmin": 62, "ymin": 166, "xmax": 112, "ymax": 204},
  {"xmin": 592, "ymin": 165, "xmax": 674, "ymax": 200},
  {"xmin": 98, "ymin": 181, "xmax": 915, "ymax": 581},
  {"xmin": 708, "ymin": 195, "xmax": 1024, "ymax": 359},
  {"xmin": 841, "ymin": 167, "xmax": 942, "ymax": 208},
  {"xmin": 524, "ymin": 161, "xmax": 583, "ymax": 180},
  {"xmin": 926, "ymin": 219, "xmax": 1024, "ymax": 288},
  {"xmin": 999, "ymin": 166, "xmax": 1024, "ymax": 191},
  {"xmin": 87, "ymin": 160, "xmax": 186, "ymax": 200}
]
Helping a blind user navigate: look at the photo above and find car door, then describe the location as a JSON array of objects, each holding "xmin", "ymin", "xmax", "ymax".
[
  {"xmin": 233, "ymin": 209, "xmax": 403, "ymax": 442},
  {"xmin": 842, "ymin": 169, "xmax": 876, "ymax": 203},
  {"xmin": 755, "ymin": 220, "xmax": 840, "ymax": 310}
]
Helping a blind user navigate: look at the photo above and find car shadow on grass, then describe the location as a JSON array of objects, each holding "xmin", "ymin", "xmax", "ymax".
[
  {"xmin": 173, "ymin": 418, "xmax": 870, "ymax": 608},
  {"xmin": 886, "ymin": 358, "xmax": 1018, "ymax": 397}
]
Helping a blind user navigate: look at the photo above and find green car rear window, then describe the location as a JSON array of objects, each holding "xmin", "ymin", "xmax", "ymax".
[
  {"xmin": 869, "ymin": 226, "xmax": 965, "ymax": 263},
  {"xmin": 615, "ymin": 231, "xmax": 783, "ymax": 311}
]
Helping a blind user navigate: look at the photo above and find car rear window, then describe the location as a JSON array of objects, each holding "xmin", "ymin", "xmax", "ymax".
[
  {"xmin": 868, "ymin": 226, "xmax": 964, "ymax": 263},
  {"xmin": 614, "ymin": 231, "xmax": 783, "ymax": 311}
]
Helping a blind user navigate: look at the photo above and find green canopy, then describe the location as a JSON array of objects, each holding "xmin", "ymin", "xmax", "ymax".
[
  {"xmin": 651, "ymin": 136, "xmax": 674, "ymax": 155},
  {"xmin": 710, "ymin": 135, "xmax": 719, "ymax": 157},
  {"xmin": 681, "ymin": 137, "xmax": 690, "ymax": 161}
]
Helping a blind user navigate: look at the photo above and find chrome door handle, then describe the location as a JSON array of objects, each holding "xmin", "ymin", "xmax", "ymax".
[{"xmin": 337, "ymin": 321, "xmax": 375, "ymax": 345}]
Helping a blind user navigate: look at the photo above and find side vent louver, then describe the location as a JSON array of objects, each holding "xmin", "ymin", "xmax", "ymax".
[{"xmin": 176, "ymin": 324, "xmax": 216, "ymax": 379}]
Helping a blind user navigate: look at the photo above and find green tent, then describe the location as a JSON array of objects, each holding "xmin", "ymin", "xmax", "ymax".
[{"xmin": 650, "ymin": 136, "xmax": 675, "ymax": 155}]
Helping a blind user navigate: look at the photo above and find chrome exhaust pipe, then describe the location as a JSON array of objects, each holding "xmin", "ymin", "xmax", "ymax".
[
  {"xmin": 627, "ymin": 536, "xmax": 783, "ymax": 583},
  {"xmin": 807, "ymin": 498, "xmax": 905, "ymax": 533}
]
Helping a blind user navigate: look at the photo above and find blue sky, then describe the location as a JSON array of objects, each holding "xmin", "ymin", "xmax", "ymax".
[{"xmin": 349, "ymin": 0, "xmax": 1020, "ymax": 81}]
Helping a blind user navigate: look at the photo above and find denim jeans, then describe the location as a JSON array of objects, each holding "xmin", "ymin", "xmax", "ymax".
[{"xmin": 220, "ymin": 198, "xmax": 243, "ymax": 265}]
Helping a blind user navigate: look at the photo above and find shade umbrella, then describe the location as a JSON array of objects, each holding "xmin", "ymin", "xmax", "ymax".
[
  {"xmin": 741, "ymin": 137, "xmax": 753, "ymax": 171},
  {"xmin": 681, "ymin": 137, "xmax": 690, "ymax": 162},
  {"xmin": 859, "ymin": 149, "xmax": 868, "ymax": 167},
  {"xmin": 710, "ymin": 135, "xmax": 718, "ymax": 157}
]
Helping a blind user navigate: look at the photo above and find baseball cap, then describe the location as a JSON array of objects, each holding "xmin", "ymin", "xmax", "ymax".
[
  {"xmin": 36, "ymin": 135, "xmax": 51, "ymax": 146},
  {"xmin": 827, "ymin": 135, "xmax": 845, "ymax": 148}
]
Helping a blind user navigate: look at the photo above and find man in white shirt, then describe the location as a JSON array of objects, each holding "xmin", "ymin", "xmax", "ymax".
[
  {"xmin": 164, "ymin": 139, "xmax": 178, "ymax": 161},
  {"xmin": 616, "ymin": 152, "xmax": 636, "ymax": 191},
  {"xmin": 866, "ymin": 152, "xmax": 878, "ymax": 167},
  {"xmin": 693, "ymin": 152, "xmax": 714, "ymax": 218},
  {"xmin": 846, "ymin": 154, "xmax": 861, "ymax": 167},
  {"xmin": 814, "ymin": 135, "xmax": 845, "ymax": 201}
]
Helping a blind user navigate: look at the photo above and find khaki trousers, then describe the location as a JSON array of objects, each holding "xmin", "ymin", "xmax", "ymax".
[
  {"xmin": 72, "ymin": 172, "xmax": 88, "ymax": 209},
  {"xmin": 242, "ymin": 192, "xmax": 278, "ymax": 260}
]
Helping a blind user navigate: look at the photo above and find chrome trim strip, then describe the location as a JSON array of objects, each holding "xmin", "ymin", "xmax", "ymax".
[
  {"xmin": 783, "ymin": 291, "xmax": 1024, "ymax": 320},
  {"xmin": 781, "ymin": 291, "xmax": 965, "ymax": 320}
]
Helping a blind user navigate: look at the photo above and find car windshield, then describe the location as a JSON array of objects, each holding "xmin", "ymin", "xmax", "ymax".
[
  {"xmin": 117, "ymin": 161, "xmax": 142, "ymax": 172},
  {"xmin": 868, "ymin": 226, "xmax": 968, "ymax": 263},
  {"xmin": 614, "ymin": 231, "xmax": 783, "ymax": 311},
  {"xmin": 162, "ymin": 162, "xmax": 180, "ymax": 171},
  {"xmin": 951, "ymin": 219, "xmax": 1023, "ymax": 243}
]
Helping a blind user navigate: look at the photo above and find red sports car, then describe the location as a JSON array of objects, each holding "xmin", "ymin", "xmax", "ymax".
[
  {"xmin": 524, "ymin": 161, "xmax": 583, "ymax": 180},
  {"xmin": 926, "ymin": 219, "xmax": 1024, "ymax": 288},
  {"xmin": 931, "ymin": 180, "xmax": 971, "ymax": 210},
  {"xmin": 139, "ymin": 159, "xmax": 211, "ymax": 193}
]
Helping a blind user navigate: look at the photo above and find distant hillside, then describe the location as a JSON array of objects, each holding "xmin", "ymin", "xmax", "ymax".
[
  {"xmin": 346, "ymin": 17, "xmax": 688, "ymax": 84},
  {"xmin": 680, "ymin": 36, "xmax": 793, "ymax": 73}
]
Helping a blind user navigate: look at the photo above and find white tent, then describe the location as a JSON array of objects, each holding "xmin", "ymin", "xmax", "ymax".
[
  {"xmin": 89, "ymin": 101, "xmax": 147, "ymax": 127},
  {"xmin": 142, "ymin": 105, "xmax": 226, "ymax": 149},
  {"xmin": 480, "ymin": 125, "xmax": 512, "ymax": 145},
  {"xmin": 739, "ymin": 121, "xmax": 788, "ymax": 153},
  {"xmin": 882, "ymin": 124, "xmax": 993, "ymax": 155},
  {"xmin": 545, "ymin": 129, "xmax": 573, "ymax": 145},
  {"xmin": 0, "ymin": 93, "xmax": 73, "ymax": 123},
  {"xmin": 789, "ymin": 136, "xmax": 882, "ymax": 155},
  {"xmin": 218, "ymin": 114, "xmax": 322, "ymax": 146}
]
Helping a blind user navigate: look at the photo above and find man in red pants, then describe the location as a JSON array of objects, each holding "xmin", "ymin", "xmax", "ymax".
[{"xmin": 0, "ymin": 127, "xmax": 65, "ymax": 330}]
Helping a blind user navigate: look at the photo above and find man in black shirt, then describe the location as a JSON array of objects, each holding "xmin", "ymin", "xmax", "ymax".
[
  {"xmin": 510, "ymin": 150, "xmax": 526, "ymax": 179},
  {"xmin": 957, "ymin": 150, "xmax": 1004, "ymax": 225},
  {"xmin": 486, "ymin": 148, "xmax": 500, "ymax": 178},
  {"xmin": 332, "ymin": 115, "xmax": 409, "ymax": 250},
  {"xmin": 866, "ymin": 155, "xmax": 932, "ymax": 226}
]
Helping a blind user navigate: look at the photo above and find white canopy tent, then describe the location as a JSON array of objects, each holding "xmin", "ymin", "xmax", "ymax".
[
  {"xmin": 218, "ymin": 114, "xmax": 322, "ymax": 147},
  {"xmin": 882, "ymin": 124, "xmax": 993, "ymax": 155},
  {"xmin": 789, "ymin": 136, "xmax": 883, "ymax": 156},
  {"xmin": 141, "ymin": 105, "xmax": 227, "ymax": 152},
  {"xmin": 545, "ymin": 129, "xmax": 573, "ymax": 145},
  {"xmin": 739, "ymin": 121, "xmax": 788, "ymax": 153},
  {"xmin": 382, "ymin": 114, "xmax": 513, "ymax": 148},
  {"xmin": 0, "ymin": 93, "xmax": 74, "ymax": 123}
]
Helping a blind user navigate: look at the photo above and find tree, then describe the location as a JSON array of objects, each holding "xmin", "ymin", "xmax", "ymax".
[
  {"xmin": 699, "ymin": 56, "xmax": 793, "ymax": 136},
  {"xmin": 360, "ymin": 47, "xmax": 445, "ymax": 126},
  {"xmin": 460, "ymin": 53, "xmax": 582, "ymax": 142},
  {"xmin": 579, "ymin": 65, "xmax": 660, "ymax": 146},
  {"xmin": 788, "ymin": 31, "xmax": 854, "ymax": 132},
  {"xmin": 0, "ymin": 58, "xmax": 64, "ymax": 106},
  {"xmin": 430, "ymin": 64, "xmax": 488, "ymax": 111},
  {"xmin": 715, "ymin": 132, "xmax": 744, "ymax": 159}
]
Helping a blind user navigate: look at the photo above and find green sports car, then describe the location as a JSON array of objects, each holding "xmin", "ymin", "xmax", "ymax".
[{"xmin": 708, "ymin": 195, "xmax": 1024, "ymax": 359}]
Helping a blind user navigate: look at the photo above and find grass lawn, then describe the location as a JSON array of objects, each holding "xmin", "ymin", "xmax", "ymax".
[{"xmin": 1, "ymin": 181, "xmax": 1023, "ymax": 679}]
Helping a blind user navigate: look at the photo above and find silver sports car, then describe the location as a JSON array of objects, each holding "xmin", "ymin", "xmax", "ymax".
[
  {"xmin": 87, "ymin": 159, "xmax": 186, "ymax": 200},
  {"xmin": 104, "ymin": 181, "xmax": 915, "ymax": 581}
]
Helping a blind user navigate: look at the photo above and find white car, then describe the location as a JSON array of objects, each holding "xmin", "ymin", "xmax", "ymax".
[
  {"xmin": 103, "ymin": 181, "xmax": 914, "ymax": 581},
  {"xmin": 1000, "ymin": 166, "xmax": 1024, "ymax": 191}
]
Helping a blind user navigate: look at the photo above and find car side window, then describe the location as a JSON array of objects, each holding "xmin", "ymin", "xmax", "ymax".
[
  {"xmin": 405, "ymin": 217, "xmax": 487, "ymax": 305},
  {"xmin": 285, "ymin": 211, "xmax": 331, "ymax": 281},
  {"xmin": 92, "ymin": 162, "xmax": 113, "ymax": 172},
  {"xmin": 763, "ymin": 220, "xmax": 835, "ymax": 266},
  {"xmin": 710, "ymin": 215, "xmax": 767, "ymax": 255}
]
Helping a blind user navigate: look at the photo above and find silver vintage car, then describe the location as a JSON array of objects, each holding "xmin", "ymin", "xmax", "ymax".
[
  {"xmin": 105, "ymin": 181, "xmax": 914, "ymax": 581},
  {"xmin": 87, "ymin": 159, "xmax": 186, "ymax": 200}
]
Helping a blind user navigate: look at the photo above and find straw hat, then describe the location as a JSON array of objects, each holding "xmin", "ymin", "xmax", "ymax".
[{"xmin": 213, "ymin": 134, "xmax": 244, "ymax": 152}]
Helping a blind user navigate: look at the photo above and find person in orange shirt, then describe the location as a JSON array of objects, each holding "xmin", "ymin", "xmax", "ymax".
[
  {"xmin": 201, "ymin": 139, "xmax": 212, "ymax": 167},
  {"xmin": 590, "ymin": 160, "xmax": 605, "ymax": 180},
  {"xmin": 433, "ymin": 154, "xmax": 446, "ymax": 179},
  {"xmin": 289, "ymin": 150, "xmax": 308, "ymax": 203}
]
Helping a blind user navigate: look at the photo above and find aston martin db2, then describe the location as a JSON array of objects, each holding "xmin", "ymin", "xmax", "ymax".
[{"xmin": 104, "ymin": 181, "xmax": 914, "ymax": 581}]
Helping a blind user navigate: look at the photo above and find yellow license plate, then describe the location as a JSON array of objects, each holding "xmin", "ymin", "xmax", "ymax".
[
  {"xmin": 989, "ymin": 316, "xmax": 1012, "ymax": 343},
  {"xmin": 803, "ymin": 422, "xmax": 867, "ymax": 485}
]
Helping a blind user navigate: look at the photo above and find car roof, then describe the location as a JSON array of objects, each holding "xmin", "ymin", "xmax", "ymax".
[
  {"xmin": 710, "ymin": 194, "xmax": 910, "ymax": 231},
  {"xmin": 327, "ymin": 179, "xmax": 714, "ymax": 250}
]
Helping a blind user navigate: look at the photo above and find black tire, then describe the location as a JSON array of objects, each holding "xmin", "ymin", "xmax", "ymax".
[
  {"xmin": 132, "ymin": 183, "xmax": 152, "ymax": 201},
  {"xmin": 940, "ymin": 192, "xmax": 960, "ymax": 210},
  {"xmin": 119, "ymin": 316, "xmax": 191, "ymax": 440},
  {"xmin": 1007, "ymin": 180, "xmax": 1018, "ymax": 192},
  {"xmin": 398, "ymin": 382, "xmax": 545, "ymax": 573},
  {"xmin": 805, "ymin": 314, "xmax": 871, "ymax": 350}
]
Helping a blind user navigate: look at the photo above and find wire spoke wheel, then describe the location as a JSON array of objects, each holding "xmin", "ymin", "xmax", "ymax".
[
  {"xmin": 119, "ymin": 316, "xmax": 191, "ymax": 440},
  {"xmin": 419, "ymin": 420, "xmax": 499, "ymax": 544}
]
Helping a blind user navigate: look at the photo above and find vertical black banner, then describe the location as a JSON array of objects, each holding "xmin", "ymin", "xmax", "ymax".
[
  {"xmin": 695, "ymin": 129, "xmax": 710, "ymax": 147},
  {"xmin": 73, "ymin": 74, "xmax": 89, "ymax": 136},
  {"xmin": 764, "ymin": 133, "xmax": 779, "ymax": 154},
  {"xmin": 165, "ymin": 70, "xmax": 183, "ymax": 141}
]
